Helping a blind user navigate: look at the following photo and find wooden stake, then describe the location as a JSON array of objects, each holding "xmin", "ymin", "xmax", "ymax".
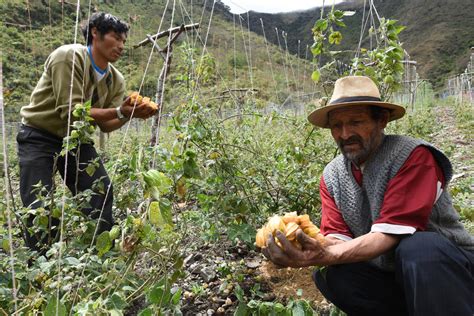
[{"xmin": 133, "ymin": 23, "xmax": 200, "ymax": 49}]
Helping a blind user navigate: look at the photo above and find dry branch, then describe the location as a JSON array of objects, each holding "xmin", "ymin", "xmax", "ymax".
[
  {"xmin": 134, "ymin": 23, "xmax": 200, "ymax": 48},
  {"xmin": 221, "ymin": 88, "xmax": 259, "ymax": 95},
  {"xmin": 3, "ymin": 22, "xmax": 28, "ymax": 28}
]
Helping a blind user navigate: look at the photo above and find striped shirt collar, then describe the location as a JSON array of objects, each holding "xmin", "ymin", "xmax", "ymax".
[{"xmin": 87, "ymin": 45, "xmax": 108, "ymax": 76}]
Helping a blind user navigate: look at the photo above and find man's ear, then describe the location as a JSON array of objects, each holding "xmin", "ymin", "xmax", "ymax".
[
  {"xmin": 379, "ymin": 110, "xmax": 390, "ymax": 129},
  {"xmin": 90, "ymin": 27, "xmax": 98, "ymax": 40}
]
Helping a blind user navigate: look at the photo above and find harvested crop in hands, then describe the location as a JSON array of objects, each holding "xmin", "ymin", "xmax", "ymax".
[
  {"xmin": 255, "ymin": 212, "xmax": 326, "ymax": 249},
  {"xmin": 129, "ymin": 91, "xmax": 143, "ymax": 104},
  {"xmin": 128, "ymin": 92, "xmax": 159, "ymax": 111}
]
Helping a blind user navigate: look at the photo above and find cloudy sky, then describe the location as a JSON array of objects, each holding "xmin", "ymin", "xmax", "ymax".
[{"xmin": 220, "ymin": 0, "xmax": 345, "ymax": 14}]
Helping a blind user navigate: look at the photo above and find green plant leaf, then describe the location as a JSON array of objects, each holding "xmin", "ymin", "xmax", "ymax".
[
  {"xmin": 143, "ymin": 170, "xmax": 173, "ymax": 198},
  {"xmin": 148, "ymin": 200, "xmax": 173, "ymax": 228},
  {"xmin": 183, "ymin": 157, "xmax": 201, "ymax": 178},
  {"xmin": 1, "ymin": 239, "xmax": 10, "ymax": 252},
  {"xmin": 258, "ymin": 302, "xmax": 271, "ymax": 313},
  {"xmin": 96, "ymin": 231, "xmax": 112, "ymax": 257},
  {"xmin": 234, "ymin": 303, "xmax": 249, "ymax": 316},
  {"xmin": 234, "ymin": 284, "xmax": 245, "ymax": 302},
  {"xmin": 310, "ymin": 43, "xmax": 323, "ymax": 56},
  {"xmin": 110, "ymin": 292, "xmax": 127, "ymax": 310},
  {"xmin": 171, "ymin": 288, "xmax": 182, "ymax": 305},
  {"xmin": 160, "ymin": 199, "xmax": 173, "ymax": 227},
  {"xmin": 85, "ymin": 164, "xmax": 96, "ymax": 177},
  {"xmin": 394, "ymin": 25, "xmax": 406, "ymax": 34},
  {"xmin": 44, "ymin": 296, "xmax": 67, "ymax": 316},
  {"xmin": 314, "ymin": 19, "xmax": 328, "ymax": 31},
  {"xmin": 311, "ymin": 70, "xmax": 321, "ymax": 83},
  {"xmin": 291, "ymin": 301, "xmax": 305, "ymax": 316},
  {"xmin": 328, "ymin": 31, "xmax": 342, "ymax": 45},
  {"xmin": 335, "ymin": 20, "xmax": 346, "ymax": 27},
  {"xmin": 148, "ymin": 282, "xmax": 171, "ymax": 305},
  {"xmin": 333, "ymin": 10, "xmax": 344, "ymax": 19},
  {"xmin": 109, "ymin": 225, "xmax": 120, "ymax": 240},
  {"xmin": 38, "ymin": 215, "xmax": 49, "ymax": 228},
  {"xmin": 273, "ymin": 302, "xmax": 285, "ymax": 312},
  {"xmin": 64, "ymin": 257, "xmax": 81, "ymax": 266},
  {"xmin": 148, "ymin": 201, "xmax": 161, "ymax": 226},
  {"xmin": 138, "ymin": 308, "xmax": 153, "ymax": 316}
]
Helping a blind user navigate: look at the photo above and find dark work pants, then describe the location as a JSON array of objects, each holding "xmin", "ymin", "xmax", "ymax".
[
  {"xmin": 17, "ymin": 124, "xmax": 113, "ymax": 251},
  {"xmin": 314, "ymin": 232, "xmax": 474, "ymax": 316}
]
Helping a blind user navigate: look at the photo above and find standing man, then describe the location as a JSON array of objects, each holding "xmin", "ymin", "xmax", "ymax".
[
  {"xmin": 17, "ymin": 12, "xmax": 156, "ymax": 252},
  {"xmin": 263, "ymin": 76, "xmax": 473, "ymax": 315}
]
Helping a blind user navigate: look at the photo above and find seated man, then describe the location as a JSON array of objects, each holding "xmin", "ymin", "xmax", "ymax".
[{"xmin": 263, "ymin": 76, "xmax": 473, "ymax": 315}]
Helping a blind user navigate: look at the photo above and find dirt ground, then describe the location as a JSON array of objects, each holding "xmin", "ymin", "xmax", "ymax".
[{"xmin": 258, "ymin": 260, "xmax": 331, "ymax": 309}]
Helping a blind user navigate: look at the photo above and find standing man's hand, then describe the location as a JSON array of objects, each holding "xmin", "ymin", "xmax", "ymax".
[
  {"xmin": 121, "ymin": 97, "xmax": 158, "ymax": 120},
  {"xmin": 261, "ymin": 229, "xmax": 332, "ymax": 268}
]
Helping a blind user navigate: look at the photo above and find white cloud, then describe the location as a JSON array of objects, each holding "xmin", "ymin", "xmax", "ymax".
[{"xmin": 221, "ymin": 0, "xmax": 344, "ymax": 14}]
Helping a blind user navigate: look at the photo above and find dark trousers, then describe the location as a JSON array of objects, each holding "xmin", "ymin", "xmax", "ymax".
[
  {"xmin": 17, "ymin": 124, "xmax": 113, "ymax": 251},
  {"xmin": 314, "ymin": 232, "xmax": 474, "ymax": 316}
]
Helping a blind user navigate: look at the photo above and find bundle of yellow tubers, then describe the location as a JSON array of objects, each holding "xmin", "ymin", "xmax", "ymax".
[
  {"xmin": 129, "ymin": 92, "xmax": 159, "ymax": 111},
  {"xmin": 255, "ymin": 212, "xmax": 326, "ymax": 249}
]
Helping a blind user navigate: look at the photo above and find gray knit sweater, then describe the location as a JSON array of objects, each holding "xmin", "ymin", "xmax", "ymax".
[{"xmin": 323, "ymin": 135, "xmax": 474, "ymax": 270}]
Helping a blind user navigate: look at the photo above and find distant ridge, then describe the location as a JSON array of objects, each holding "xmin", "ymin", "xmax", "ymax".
[{"xmin": 215, "ymin": 0, "xmax": 474, "ymax": 89}]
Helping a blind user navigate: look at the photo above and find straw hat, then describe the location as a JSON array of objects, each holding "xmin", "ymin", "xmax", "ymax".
[{"xmin": 308, "ymin": 76, "xmax": 406, "ymax": 128}]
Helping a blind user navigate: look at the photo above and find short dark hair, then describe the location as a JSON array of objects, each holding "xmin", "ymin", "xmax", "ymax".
[
  {"xmin": 369, "ymin": 106, "xmax": 390, "ymax": 122},
  {"xmin": 81, "ymin": 12, "xmax": 129, "ymax": 45}
]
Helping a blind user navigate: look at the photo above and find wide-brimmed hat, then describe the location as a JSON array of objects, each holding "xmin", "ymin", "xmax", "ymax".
[{"xmin": 308, "ymin": 76, "xmax": 406, "ymax": 128}]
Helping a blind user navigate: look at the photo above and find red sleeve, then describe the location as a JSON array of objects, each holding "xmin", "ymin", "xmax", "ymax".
[
  {"xmin": 320, "ymin": 176, "xmax": 354, "ymax": 239},
  {"xmin": 373, "ymin": 146, "xmax": 445, "ymax": 233}
]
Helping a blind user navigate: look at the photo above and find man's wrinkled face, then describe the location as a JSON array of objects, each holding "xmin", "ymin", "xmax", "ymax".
[{"xmin": 328, "ymin": 106, "xmax": 388, "ymax": 165}]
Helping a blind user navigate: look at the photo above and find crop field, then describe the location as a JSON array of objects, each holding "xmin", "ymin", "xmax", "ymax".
[{"xmin": 0, "ymin": 0, "xmax": 473, "ymax": 315}]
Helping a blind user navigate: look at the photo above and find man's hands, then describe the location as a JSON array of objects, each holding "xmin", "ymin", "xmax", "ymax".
[
  {"xmin": 120, "ymin": 97, "xmax": 158, "ymax": 120},
  {"xmin": 91, "ymin": 97, "xmax": 159, "ymax": 133},
  {"xmin": 261, "ymin": 230, "xmax": 401, "ymax": 269},
  {"xmin": 261, "ymin": 229, "xmax": 334, "ymax": 268}
]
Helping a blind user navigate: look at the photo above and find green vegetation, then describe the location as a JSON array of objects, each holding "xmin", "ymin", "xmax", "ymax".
[
  {"xmin": 309, "ymin": 7, "xmax": 405, "ymax": 101},
  {"xmin": 245, "ymin": 0, "xmax": 474, "ymax": 90},
  {"xmin": 0, "ymin": 0, "xmax": 317, "ymax": 117},
  {"xmin": 0, "ymin": 0, "xmax": 472, "ymax": 314},
  {"xmin": 3, "ymin": 95, "xmax": 465, "ymax": 314}
]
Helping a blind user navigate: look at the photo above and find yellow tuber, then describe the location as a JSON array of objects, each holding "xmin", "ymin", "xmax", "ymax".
[
  {"xmin": 142, "ymin": 97, "xmax": 151, "ymax": 105},
  {"xmin": 282, "ymin": 212, "xmax": 300, "ymax": 225},
  {"xmin": 255, "ymin": 212, "xmax": 326, "ymax": 248},
  {"xmin": 255, "ymin": 225, "xmax": 268, "ymax": 248},
  {"xmin": 149, "ymin": 101, "xmax": 158, "ymax": 111},
  {"xmin": 284, "ymin": 222, "xmax": 299, "ymax": 241},
  {"xmin": 128, "ymin": 92, "xmax": 159, "ymax": 111},
  {"xmin": 129, "ymin": 91, "xmax": 143, "ymax": 105},
  {"xmin": 267, "ymin": 215, "xmax": 286, "ymax": 234}
]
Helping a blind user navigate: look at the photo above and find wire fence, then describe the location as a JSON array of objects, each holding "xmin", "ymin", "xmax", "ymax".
[
  {"xmin": 442, "ymin": 49, "xmax": 473, "ymax": 105},
  {"xmin": 391, "ymin": 50, "xmax": 432, "ymax": 111}
]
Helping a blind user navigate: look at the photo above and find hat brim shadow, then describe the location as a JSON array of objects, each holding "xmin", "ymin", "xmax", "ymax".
[{"xmin": 307, "ymin": 101, "xmax": 406, "ymax": 128}]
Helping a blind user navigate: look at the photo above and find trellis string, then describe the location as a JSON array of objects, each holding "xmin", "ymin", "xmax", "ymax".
[
  {"xmin": 56, "ymin": 1, "xmax": 83, "ymax": 314},
  {"xmin": 69, "ymin": 0, "xmax": 174, "ymax": 309},
  {"xmin": 1, "ymin": 50, "xmax": 18, "ymax": 314},
  {"xmin": 259, "ymin": 18, "xmax": 279, "ymax": 94}
]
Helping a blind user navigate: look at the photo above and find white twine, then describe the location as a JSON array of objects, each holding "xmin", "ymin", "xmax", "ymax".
[{"xmin": 0, "ymin": 50, "xmax": 19, "ymax": 313}]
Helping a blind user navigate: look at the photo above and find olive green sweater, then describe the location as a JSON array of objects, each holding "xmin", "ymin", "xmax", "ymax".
[{"xmin": 21, "ymin": 44, "xmax": 125, "ymax": 138}]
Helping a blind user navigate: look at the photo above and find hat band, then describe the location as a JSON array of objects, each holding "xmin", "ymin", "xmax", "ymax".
[{"xmin": 330, "ymin": 96, "xmax": 381, "ymax": 105}]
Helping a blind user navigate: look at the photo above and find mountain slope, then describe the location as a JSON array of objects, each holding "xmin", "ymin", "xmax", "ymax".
[
  {"xmin": 234, "ymin": 0, "xmax": 474, "ymax": 89},
  {"xmin": 0, "ymin": 0, "xmax": 314, "ymax": 112}
]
